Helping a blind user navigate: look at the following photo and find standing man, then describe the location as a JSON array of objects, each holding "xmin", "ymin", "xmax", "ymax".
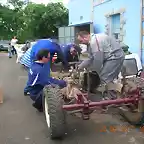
[
  {"xmin": 11, "ymin": 36, "xmax": 18, "ymax": 55},
  {"xmin": 8, "ymin": 42, "xmax": 12, "ymax": 58},
  {"xmin": 77, "ymin": 31, "xmax": 125, "ymax": 98}
]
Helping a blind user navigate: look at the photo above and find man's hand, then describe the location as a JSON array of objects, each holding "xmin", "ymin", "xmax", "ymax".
[
  {"xmin": 49, "ymin": 77, "xmax": 66, "ymax": 88},
  {"xmin": 77, "ymin": 64, "xmax": 84, "ymax": 71}
]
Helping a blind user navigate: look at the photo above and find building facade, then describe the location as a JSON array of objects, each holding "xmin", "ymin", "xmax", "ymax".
[{"xmin": 66, "ymin": 0, "xmax": 144, "ymax": 63}]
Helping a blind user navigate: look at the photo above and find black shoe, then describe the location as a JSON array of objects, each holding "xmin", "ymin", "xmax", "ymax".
[
  {"xmin": 32, "ymin": 103, "xmax": 43, "ymax": 112},
  {"xmin": 24, "ymin": 92, "xmax": 30, "ymax": 96}
]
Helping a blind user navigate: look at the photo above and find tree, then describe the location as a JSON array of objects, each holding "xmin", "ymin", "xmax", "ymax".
[
  {"xmin": 7, "ymin": 0, "xmax": 25, "ymax": 10},
  {"xmin": 17, "ymin": 2, "xmax": 68, "ymax": 42},
  {"xmin": 0, "ymin": 4, "xmax": 15, "ymax": 39},
  {"xmin": 0, "ymin": 0, "xmax": 68, "ymax": 42},
  {"xmin": 120, "ymin": 43, "xmax": 131, "ymax": 55},
  {"xmin": 36, "ymin": 2, "xmax": 68, "ymax": 38},
  {"xmin": 17, "ymin": 3, "xmax": 47, "ymax": 41}
]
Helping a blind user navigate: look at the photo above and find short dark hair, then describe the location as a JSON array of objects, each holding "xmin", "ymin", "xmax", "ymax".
[
  {"xmin": 77, "ymin": 31, "xmax": 90, "ymax": 37},
  {"xmin": 74, "ymin": 45, "xmax": 82, "ymax": 55},
  {"xmin": 36, "ymin": 49, "xmax": 50, "ymax": 60}
]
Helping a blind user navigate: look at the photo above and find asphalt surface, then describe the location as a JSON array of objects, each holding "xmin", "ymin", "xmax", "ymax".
[{"xmin": 0, "ymin": 53, "xmax": 144, "ymax": 144}]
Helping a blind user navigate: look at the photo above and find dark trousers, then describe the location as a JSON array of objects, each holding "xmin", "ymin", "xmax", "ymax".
[
  {"xmin": 82, "ymin": 71, "xmax": 101, "ymax": 92},
  {"xmin": 11, "ymin": 46, "xmax": 17, "ymax": 55},
  {"xmin": 30, "ymin": 91, "xmax": 43, "ymax": 110}
]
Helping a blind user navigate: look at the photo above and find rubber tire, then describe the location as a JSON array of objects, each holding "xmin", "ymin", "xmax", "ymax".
[
  {"xmin": 43, "ymin": 85, "xmax": 66, "ymax": 139},
  {"xmin": 119, "ymin": 100, "xmax": 144, "ymax": 126}
]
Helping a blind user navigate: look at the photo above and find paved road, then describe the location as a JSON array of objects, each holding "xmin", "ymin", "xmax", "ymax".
[{"xmin": 0, "ymin": 54, "xmax": 144, "ymax": 144}]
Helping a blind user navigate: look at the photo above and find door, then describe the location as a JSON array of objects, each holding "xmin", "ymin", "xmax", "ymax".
[{"xmin": 58, "ymin": 26, "xmax": 75, "ymax": 44}]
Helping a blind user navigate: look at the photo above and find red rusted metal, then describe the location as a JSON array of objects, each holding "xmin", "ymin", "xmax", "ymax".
[
  {"xmin": 77, "ymin": 94, "xmax": 88, "ymax": 104},
  {"xmin": 63, "ymin": 96, "xmax": 140, "ymax": 111},
  {"xmin": 63, "ymin": 86, "xmax": 142, "ymax": 122}
]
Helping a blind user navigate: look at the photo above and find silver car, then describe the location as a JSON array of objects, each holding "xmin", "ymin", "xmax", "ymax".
[{"xmin": 0, "ymin": 43, "xmax": 9, "ymax": 51}]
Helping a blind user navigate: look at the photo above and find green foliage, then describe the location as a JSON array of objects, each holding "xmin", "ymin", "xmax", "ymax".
[
  {"xmin": 0, "ymin": 0, "xmax": 68, "ymax": 43},
  {"xmin": 120, "ymin": 43, "xmax": 131, "ymax": 55}
]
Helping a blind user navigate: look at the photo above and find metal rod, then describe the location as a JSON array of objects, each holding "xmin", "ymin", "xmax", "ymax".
[
  {"xmin": 87, "ymin": 69, "xmax": 90, "ymax": 97},
  {"xmin": 140, "ymin": 0, "xmax": 143, "ymax": 62},
  {"xmin": 63, "ymin": 96, "xmax": 140, "ymax": 111}
]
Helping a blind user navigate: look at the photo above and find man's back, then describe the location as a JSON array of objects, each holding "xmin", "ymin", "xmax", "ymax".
[
  {"xmin": 90, "ymin": 33, "xmax": 124, "ymax": 60},
  {"xmin": 30, "ymin": 39, "xmax": 62, "ymax": 63}
]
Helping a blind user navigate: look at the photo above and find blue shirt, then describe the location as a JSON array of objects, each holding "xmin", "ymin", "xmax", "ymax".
[
  {"xmin": 30, "ymin": 39, "xmax": 62, "ymax": 63},
  {"xmin": 20, "ymin": 47, "xmax": 32, "ymax": 68},
  {"xmin": 20, "ymin": 40, "xmax": 73, "ymax": 70},
  {"xmin": 60, "ymin": 43, "xmax": 73, "ymax": 52},
  {"xmin": 30, "ymin": 39, "xmax": 63, "ymax": 77},
  {"xmin": 59, "ymin": 43, "xmax": 75, "ymax": 65},
  {"xmin": 27, "ymin": 61, "xmax": 66, "ymax": 95},
  {"xmin": 60, "ymin": 43, "xmax": 73, "ymax": 57}
]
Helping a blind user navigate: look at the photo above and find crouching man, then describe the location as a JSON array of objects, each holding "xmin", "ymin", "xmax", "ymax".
[
  {"xmin": 26, "ymin": 49, "xmax": 67, "ymax": 112},
  {"xmin": 53, "ymin": 43, "xmax": 82, "ymax": 69},
  {"xmin": 60, "ymin": 43, "xmax": 81, "ymax": 63}
]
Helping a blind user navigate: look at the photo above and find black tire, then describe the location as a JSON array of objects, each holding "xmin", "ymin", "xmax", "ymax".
[
  {"xmin": 119, "ymin": 99, "xmax": 144, "ymax": 125},
  {"xmin": 43, "ymin": 85, "xmax": 66, "ymax": 139}
]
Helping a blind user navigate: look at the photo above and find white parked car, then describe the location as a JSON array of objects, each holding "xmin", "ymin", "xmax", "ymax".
[{"xmin": 119, "ymin": 53, "xmax": 143, "ymax": 79}]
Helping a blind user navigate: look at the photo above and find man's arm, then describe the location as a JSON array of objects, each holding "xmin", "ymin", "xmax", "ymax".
[
  {"xmin": 30, "ymin": 69, "xmax": 66, "ymax": 88},
  {"xmin": 78, "ymin": 54, "xmax": 94, "ymax": 70},
  {"xmin": 78, "ymin": 44, "xmax": 94, "ymax": 70},
  {"xmin": 48, "ymin": 77, "xmax": 66, "ymax": 88},
  {"xmin": 40, "ymin": 74, "xmax": 66, "ymax": 88}
]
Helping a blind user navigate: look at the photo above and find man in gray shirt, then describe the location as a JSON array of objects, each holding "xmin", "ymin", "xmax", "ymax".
[{"xmin": 77, "ymin": 31, "xmax": 125, "ymax": 98}]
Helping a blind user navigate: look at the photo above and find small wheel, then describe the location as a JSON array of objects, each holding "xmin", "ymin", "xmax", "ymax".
[
  {"xmin": 43, "ymin": 85, "xmax": 66, "ymax": 139},
  {"xmin": 119, "ymin": 99, "xmax": 144, "ymax": 125}
]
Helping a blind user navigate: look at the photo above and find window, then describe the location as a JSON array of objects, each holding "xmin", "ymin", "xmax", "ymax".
[{"xmin": 111, "ymin": 13, "xmax": 120, "ymax": 39}]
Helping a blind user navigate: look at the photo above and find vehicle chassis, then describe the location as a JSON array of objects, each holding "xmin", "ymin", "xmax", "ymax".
[
  {"xmin": 44, "ymin": 61, "xmax": 144, "ymax": 139},
  {"xmin": 62, "ymin": 63, "xmax": 144, "ymax": 120}
]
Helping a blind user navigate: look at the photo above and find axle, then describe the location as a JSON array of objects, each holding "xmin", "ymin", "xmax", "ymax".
[{"xmin": 62, "ymin": 96, "xmax": 140, "ymax": 111}]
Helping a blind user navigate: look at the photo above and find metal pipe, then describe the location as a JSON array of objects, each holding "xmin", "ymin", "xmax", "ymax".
[
  {"xmin": 91, "ymin": 0, "xmax": 94, "ymax": 23},
  {"xmin": 140, "ymin": 0, "xmax": 143, "ymax": 62},
  {"xmin": 63, "ymin": 96, "xmax": 139, "ymax": 111}
]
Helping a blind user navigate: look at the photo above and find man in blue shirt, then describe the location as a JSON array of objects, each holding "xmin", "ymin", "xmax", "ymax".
[
  {"xmin": 30, "ymin": 39, "xmax": 66, "ymax": 65},
  {"xmin": 24, "ymin": 39, "xmax": 65, "ymax": 95},
  {"xmin": 56, "ymin": 43, "xmax": 81, "ymax": 64},
  {"xmin": 27, "ymin": 48, "xmax": 66, "ymax": 112},
  {"xmin": 24, "ymin": 39, "xmax": 81, "ymax": 95},
  {"xmin": 20, "ymin": 39, "xmax": 65, "ymax": 71}
]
